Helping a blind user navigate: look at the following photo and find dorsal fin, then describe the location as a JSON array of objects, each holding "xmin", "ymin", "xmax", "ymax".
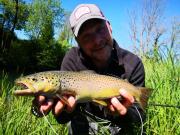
[
  {"xmin": 79, "ymin": 70, "xmax": 96, "ymax": 74},
  {"xmin": 124, "ymin": 79, "xmax": 129, "ymax": 82}
]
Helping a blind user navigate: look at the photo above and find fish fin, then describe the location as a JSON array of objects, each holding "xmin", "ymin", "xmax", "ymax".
[
  {"xmin": 92, "ymin": 99, "xmax": 108, "ymax": 106},
  {"xmin": 80, "ymin": 70, "xmax": 96, "ymax": 74},
  {"xmin": 137, "ymin": 87, "xmax": 153, "ymax": 109},
  {"xmin": 56, "ymin": 94, "xmax": 70, "ymax": 106},
  {"xmin": 124, "ymin": 79, "xmax": 129, "ymax": 82}
]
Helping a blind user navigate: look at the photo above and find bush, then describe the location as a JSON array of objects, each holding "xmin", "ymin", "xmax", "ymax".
[
  {"xmin": 36, "ymin": 40, "xmax": 70, "ymax": 71},
  {"xmin": 1, "ymin": 39, "xmax": 71, "ymax": 73},
  {"xmin": 5, "ymin": 40, "xmax": 39, "ymax": 72}
]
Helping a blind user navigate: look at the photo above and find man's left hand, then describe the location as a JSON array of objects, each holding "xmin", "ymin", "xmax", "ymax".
[{"xmin": 108, "ymin": 88, "xmax": 134, "ymax": 115}]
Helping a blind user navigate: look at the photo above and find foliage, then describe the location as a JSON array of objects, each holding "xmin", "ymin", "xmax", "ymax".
[
  {"xmin": 0, "ymin": 71, "xmax": 68, "ymax": 135},
  {"xmin": 25, "ymin": 0, "xmax": 64, "ymax": 42},
  {"xmin": 143, "ymin": 50, "xmax": 180, "ymax": 135},
  {"xmin": 35, "ymin": 40, "xmax": 70, "ymax": 71},
  {"xmin": 0, "ymin": 47, "xmax": 179, "ymax": 134},
  {"xmin": 0, "ymin": 0, "xmax": 28, "ymax": 49},
  {"xmin": 128, "ymin": 0, "xmax": 179, "ymax": 59},
  {"xmin": 57, "ymin": 12, "xmax": 74, "ymax": 47},
  {"xmin": 0, "ymin": 40, "xmax": 40, "ymax": 72},
  {"xmin": 0, "ymin": 0, "xmax": 179, "ymax": 134},
  {"xmin": 0, "ymin": 39, "xmax": 71, "ymax": 73},
  {"xmin": 0, "ymin": 0, "xmax": 72, "ymax": 73},
  {"xmin": 0, "ymin": 0, "xmax": 28, "ymax": 30},
  {"xmin": 6, "ymin": 40, "xmax": 39, "ymax": 71}
]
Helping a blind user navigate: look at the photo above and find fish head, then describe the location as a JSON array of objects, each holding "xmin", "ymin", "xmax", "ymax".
[{"xmin": 14, "ymin": 72, "xmax": 61, "ymax": 96}]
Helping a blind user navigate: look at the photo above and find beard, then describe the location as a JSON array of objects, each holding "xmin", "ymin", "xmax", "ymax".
[{"xmin": 91, "ymin": 44, "xmax": 112, "ymax": 69}]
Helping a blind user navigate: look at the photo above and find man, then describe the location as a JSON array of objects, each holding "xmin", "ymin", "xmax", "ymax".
[{"xmin": 32, "ymin": 4, "xmax": 146, "ymax": 135}]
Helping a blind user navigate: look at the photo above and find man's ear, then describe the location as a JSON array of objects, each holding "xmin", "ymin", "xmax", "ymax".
[{"xmin": 106, "ymin": 21, "xmax": 112, "ymax": 35}]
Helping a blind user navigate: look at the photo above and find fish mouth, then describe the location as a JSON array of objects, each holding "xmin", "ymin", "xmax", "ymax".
[{"xmin": 14, "ymin": 82, "xmax": 35, "ymax": 96}]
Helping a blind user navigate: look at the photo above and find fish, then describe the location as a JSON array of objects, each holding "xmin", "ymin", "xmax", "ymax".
[{"xmin": 14, "ymin": 70, "xmax": 151, "ymax": 109}]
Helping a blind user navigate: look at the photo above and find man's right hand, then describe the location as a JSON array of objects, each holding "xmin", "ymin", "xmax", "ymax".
[{"xmin": 32, "ymin": 95, "xmax": 76, "ymax": 117}]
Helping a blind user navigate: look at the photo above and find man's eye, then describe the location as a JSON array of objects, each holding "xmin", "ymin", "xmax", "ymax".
[{"xmin": 83, "ymin": 36, "xmax": 91, "ymax": 43}]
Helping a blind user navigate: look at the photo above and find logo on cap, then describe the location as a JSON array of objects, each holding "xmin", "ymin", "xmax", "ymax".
[{"xmin": 75, "ymin": 6, "xmax": 91, "ymax": 20}]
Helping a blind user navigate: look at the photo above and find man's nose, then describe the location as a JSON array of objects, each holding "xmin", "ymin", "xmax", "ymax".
[{"xmin": 93, "ymin": 33, "xmax": 103, "ymax": 45}]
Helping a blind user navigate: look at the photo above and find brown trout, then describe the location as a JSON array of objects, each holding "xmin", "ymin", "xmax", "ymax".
[{"xmin": 14, "ymin": 71, "xmax": 151, "ymax": 109}]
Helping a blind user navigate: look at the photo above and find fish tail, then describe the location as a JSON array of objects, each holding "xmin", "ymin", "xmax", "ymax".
[{"xmin": 137, "ymin": 87, "xmax": 152, "ymax": 109}]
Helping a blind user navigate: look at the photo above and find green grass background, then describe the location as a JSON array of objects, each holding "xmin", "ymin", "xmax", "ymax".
[{"xmin": 0, "ymin": 54, "xmax": 179, "ymax": 135}]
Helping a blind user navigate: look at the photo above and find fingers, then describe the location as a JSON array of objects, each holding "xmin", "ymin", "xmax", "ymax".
[
  {"xmin": 119, "ymin": 88, "xmax": 134, "ymax": 108},
  {"xmin": 66, "ymin": 96, "xmax": 76, "ymax": 112},
  {"xmin": 109, "ymin": 89, "xmax": 135, "ymax": 116},
  {"xmin": 32, "ymin": 95, "xmax": 76, "ymax": 117},
  {"xmin": 53, "ymin": 100, "xmax": 64, "ymax": 116},
  {"xmin": 39, "ymin": 99, "xmax": 54, "ymax": 114},
  {"xmin": 37, "ymin": 95, "xmax": 46, "ymax": 104},
  {"xmin": 109, "ymin": 104, "xmax": 115, "ymax": 112},
  {"xmin": 32, "ymin": 95, "xmax": 45, "ymax": 106},
  {"xmin": 31, "ymin": 96, "xmax": 54, "ymax": 117},
  {"xmin": 111, "ymin": 97, "xmax": 127, "ymax": 115},
  {"xmin": 52, "ymin": 96, "xmax": 76, "ymax": 117}
]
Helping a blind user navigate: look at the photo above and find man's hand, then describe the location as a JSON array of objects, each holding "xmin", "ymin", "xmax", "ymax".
[
  {"xmin": 32, "ymin": 95, "xmax": 76, "ymax": 117},
  {"xmin": 52, "ymin": 96, "xmax": 76, "ymax": 116},
  {"xmin": 108, "ymin": 89, "xmax": 134, "ymax": 115},
  {"xmin": 32, "ymin": 88, "xmax": 133, "ymax": 117}
]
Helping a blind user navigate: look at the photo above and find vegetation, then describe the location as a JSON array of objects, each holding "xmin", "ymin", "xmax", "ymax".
[
  {"xmin": 0, "ymin": 0, "xmax": 28, "ymax": 50},
  {"xmin": 0, "ymin": 0, "xmax": 179, "ymax": 134},
  {"xmin": 0, "ymin": 71, "xmax": 68, "ymax": 135},
  {"xmin": 0, "ymin": 49, "xmax": 179, "ymax": 135},
  {"xmin": 0, "ymin": 1, "xmax": 72, "ymax": 133},
  {"xmin": 0, "ymin": 0, "xmax": 72, "ymax": 72},
  {"xmin": 144, "ymin": 50, "xmax": 180, "ymax": 135}
]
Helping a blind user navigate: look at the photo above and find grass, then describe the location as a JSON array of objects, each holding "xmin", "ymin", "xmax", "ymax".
[
  {"xmin": 0, "ymin": 72, "xmax": 68, "ymax": 135},
  {"xmin": 0, "ymin": 52, "xmax": 179, "ymax": 135},
  {"xmin": 143, "ymin": 52, "xmax": 180, "ymax": 135}
]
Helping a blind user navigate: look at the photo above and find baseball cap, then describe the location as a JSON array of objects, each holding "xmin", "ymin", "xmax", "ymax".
[{"xmin": 69, "ymin": 4, "xmax": 107, "ymax": 37}]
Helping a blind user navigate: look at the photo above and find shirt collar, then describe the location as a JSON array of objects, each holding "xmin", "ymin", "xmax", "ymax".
[{"xmin": 111, "ymin": 39, "xmax": 124, "ymax": 66}]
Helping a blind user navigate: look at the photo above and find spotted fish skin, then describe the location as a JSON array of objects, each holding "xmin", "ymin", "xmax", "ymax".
[{"xmin": 14, "ymin": 71, "xmax": 151, "ymax": 109}]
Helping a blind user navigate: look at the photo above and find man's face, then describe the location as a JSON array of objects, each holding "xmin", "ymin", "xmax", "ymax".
[{"xmin": 76, "ymin": 19, "xmax": 113, "ymax": 69}]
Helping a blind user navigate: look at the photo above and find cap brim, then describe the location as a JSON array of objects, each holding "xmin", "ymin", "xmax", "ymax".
[{"xmin": 74, "ymin": 16, "xmax": 106, "ymax": 37}]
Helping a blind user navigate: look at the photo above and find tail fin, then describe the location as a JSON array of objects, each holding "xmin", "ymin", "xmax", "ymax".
[{"xmin": 137, "ymin": 87, "xmax": 152, "ymax": 109}]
